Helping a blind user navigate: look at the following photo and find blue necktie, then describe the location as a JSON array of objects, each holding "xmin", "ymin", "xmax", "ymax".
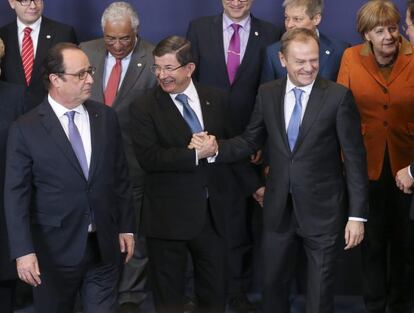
[
  {"xmin": 175, "ymin": 94, "xmax": 203, "ymax": 133},
  {"xmin": 287, "ymin": 88, "xmax": 304, "ymax": 151},
  {"xmin": 65, "ymin": 111, "xmax": 89, "ymax": 179}
]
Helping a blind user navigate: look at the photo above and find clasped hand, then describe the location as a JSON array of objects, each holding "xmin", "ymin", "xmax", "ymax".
[{"xmin": 188, "ymin": 132, "xmax": 218, "ymax": 159}]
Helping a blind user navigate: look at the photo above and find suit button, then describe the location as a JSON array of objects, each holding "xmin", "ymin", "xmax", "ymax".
[
  {"xmin": 383, "ymin": 104, "xmax": 388, "ymax": 110},
  {"xmin": 383, "ymin": 121, "xmax": 388, "ymax": 127}
]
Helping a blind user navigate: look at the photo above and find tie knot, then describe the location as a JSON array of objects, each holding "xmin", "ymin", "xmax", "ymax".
[
  {"xmin": 175, "ymin": 93, "xmax": 188, "ymax": 106},
  {"xmin": 231, "ymin": 23, "xmax": 240, "ymax": 32},
  {"xmin": 293, "ymin": 88, "xmax": 304, "ymax": 102},
  {"xmin": 65, "ymin": 111, "xmax": 76, "ymax": 121},
  {"xmin": 24, "ymin": 27, "xmax": 32, "ymax": 35},
  {"xmin": 115, "ymin": 58, "xmax": 122, "ymax": 65}
]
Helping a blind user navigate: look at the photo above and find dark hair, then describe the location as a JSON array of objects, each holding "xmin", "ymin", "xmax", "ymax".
[
  {"xmin": 280, "ymin": 27, "xmax": 319, "ymax": 56},
  {"xmin": 408, "ymin": 0, "xmax": 414, "ymax": 23},
  {"xmin": 43, "ymin": 42, "xmax": 80, "ymax": 89},
  {"xmin": 153, "ymin": 36, "xmax": 193, "ymax": 65}
]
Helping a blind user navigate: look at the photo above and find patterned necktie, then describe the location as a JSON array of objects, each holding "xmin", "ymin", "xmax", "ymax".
[
  {"xmin": 227, "ymin": 23, "xmax": 241, "ymax": 85},
  {"xmin": 65, "ymin": 111, "xmax": 89, "ymax": 179},
  {"xmin": 175, "ymin": 94, "xmax": 203, "ymax": 133},
  {"xmin": 104, "ymin": 59, "xmax": 122, "ymax": 106},
  {"xmin": 21, "ymin": 27, "xmax": 34, "ymax": 85},
  {"xmin": 287, "ymin": 88, "xmax": 304, "ymax": 151}
]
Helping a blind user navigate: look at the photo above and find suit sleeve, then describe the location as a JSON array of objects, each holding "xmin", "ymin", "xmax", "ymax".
[
  {"xmin": 336, "ymin": 89, "xmax": 369, "ymax": 219},
  {"xmin": 130, "ymin": 95, "xmax": 197, "ymax": 173},
  {"xmin": 4, "ymin": 122, "xmax": 34, "ymax": 260}
]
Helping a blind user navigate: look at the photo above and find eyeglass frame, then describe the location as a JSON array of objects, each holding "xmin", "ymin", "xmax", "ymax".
[
  {"xmin": 150, "ymin": 63, "xmax": 187, "ymax": 75},
  {"xmin": 15, "ymin": 0, "xmax": 43, "ymax": 6},
  {"xmin": 56, "ymin": 66, "xmax": 96, "ymax": 81}
]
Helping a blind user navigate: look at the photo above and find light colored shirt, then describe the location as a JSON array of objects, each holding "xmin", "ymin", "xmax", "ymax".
[
  {"xmin": 283, "ymin": 77, "xmax": 367, "ymax": 222},
  {"xmin": 17, "ymin": 17, "xmax": 42, "ymax": 58},
  {"xmin": 223, "ymin": 13, "xmax": 251, "ymax": 63}
]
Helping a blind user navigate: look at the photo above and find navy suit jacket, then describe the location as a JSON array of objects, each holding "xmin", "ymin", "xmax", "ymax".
[
  {"xmin": 187, "ymin": 14, "xmax": 281, "ymax": 134},
  {"xmin": 0, "ymin": 82, "xmax": 25, "ymax": 281},
  {"xmin": 261, "ymin": 32, "xmax": 349, "ymax": 83},
  {"xmin": 0, "ymin": 17, "xmax": 77, "ymax": 109},
  {"xmin": 4, "ymin": 99, "xmax": 134, "ymax": 268}
]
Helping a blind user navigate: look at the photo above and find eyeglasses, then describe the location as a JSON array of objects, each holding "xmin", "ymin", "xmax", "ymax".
[
  {"xmin": 150, "ymin": 64, "xmax": 187, "ymax": 75},
  {"xmin": 104, "ymin": 36, "xmax": 133, "ymax": 46},
  {"xmin": 16, "ymin": 0, "xmax": 43, "ymax": 6},
  {"xmin": 58, "ymin": 66, "xmax": 95, "ymax": 80}
]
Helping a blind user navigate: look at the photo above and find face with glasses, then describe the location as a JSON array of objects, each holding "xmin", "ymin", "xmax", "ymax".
[
  {"xmin": 9, "ymin": 0, "xmax": 43, "ymax": 26},
  {"xmin": 103, "ymin": 17, "xmax": 136, "ymax": 60},
  {"xmin": 222, "ymin": 0, "xmax": 253, "ymax": 22},
  {"xmin": 405, "ymin": 8, "xmax": 414, "ymax": 44},
  {"xmin": 50, "ymin": 49, "xmax": 94, "ymax": 109},
  {"xmin": 153, "ymin": 53, "xmax": 195, "ymax": 94}
]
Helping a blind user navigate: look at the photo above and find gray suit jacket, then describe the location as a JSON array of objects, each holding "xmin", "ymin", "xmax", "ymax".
[{"xmin": 80, "ymin": 37, "xmax": 156, "ymax": 217}]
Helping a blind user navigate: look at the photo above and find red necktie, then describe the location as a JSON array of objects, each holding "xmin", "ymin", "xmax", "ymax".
[
  {"xmin": 227, "ymin": 23, "xmax": 241, "ymax": 85},
  {"xmin": 104, "ymin": 59, "xmax": 122, "ymax": 106},
  {"xmin": 21, "ymin": 27, "xmax": 34, "ymax": 85}
]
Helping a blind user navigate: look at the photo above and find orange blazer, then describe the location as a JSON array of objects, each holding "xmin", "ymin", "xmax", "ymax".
[{"xmin": 337, "ymin": 37, "xmax": 414, "ymax": 180}]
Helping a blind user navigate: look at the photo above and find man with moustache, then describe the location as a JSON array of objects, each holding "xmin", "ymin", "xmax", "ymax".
[
  {"xmin": 79, "ymin": 3, "xmax": 156, "ymax": 312},
  {"xmin": 130, "ymin": 35, "xmax": 263, "ymax": 313},
  {"xmin": 186, "ymin": 2, "xmax": 281, "ymax": 310},
  {"xmin": 0, "ymin": 0, "xmax": 77, "ymax": 109},
  {"xmin": 4, "ymin": 43, "xmax": 135, "ymax": 313}
]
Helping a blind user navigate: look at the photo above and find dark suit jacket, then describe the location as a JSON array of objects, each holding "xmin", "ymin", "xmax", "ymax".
[
  {"xmin": 219, "ymin": 77, "xmax": 369, "ymax": 235},
  {"xmin": 0, "ymin": 82, "xmax": 25, "ymax": 281},
  {"xmin": 261, "ymin": 32, "xmax": 349, "ymax": 83},
  {"xmin": 130, "ymin": 84, "xmax": 261, "ymax": 240},
  {"xmin": 4, "ymin": 99, "xmax": 134, "ymax": 268},
  {"xmin": 80, "ymin": 37, "xmax": 156, "ymax": 216},
  {"xmin": 187, "ymin": 14, "xmax": 281, "ymax": 134},
  {"xmin": 0, "ymin": 17, "xmax": 77, "ymax": 109}
]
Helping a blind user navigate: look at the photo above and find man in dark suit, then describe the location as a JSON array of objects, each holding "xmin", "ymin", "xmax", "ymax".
[
  {"xmin": 186, "ymin": 2, "xmax": 281, "ymax": 310},
  {"xmin": 79, "ymin": 2, "xmax": 156, "ymax": 312},
  {"xmin": 0, "ymin": 0, "xmax": 77, "ymax": 109},
  {"xmin": 261, "ymin": 0, "xmax": 348, "ymax": 83},
  {"xmin": 0, "ymin": 37, "xmax": 26, "ymax": 313},
  {"xmin": 130, "ymin": 36, "xmax": 263, "ymax": 313},
  {"xmin": 4, "ymin": 43, "xmax": 135, "ymax": 313},
  {"xmin": 191, "ymin": 28, "xmax": 369, "ymax": 313}
]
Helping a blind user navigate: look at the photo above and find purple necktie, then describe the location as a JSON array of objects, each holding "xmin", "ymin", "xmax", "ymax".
[
  {"xmin": 227, "ymin": 23, "xmax": 241, "ymax": 84},
  {"xmin": 65, "ymin": 111, "xmax": 89, "ymax": 179}
]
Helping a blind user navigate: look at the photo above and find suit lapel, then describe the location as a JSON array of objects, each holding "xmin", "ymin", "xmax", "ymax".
[
  {"xmin": 195, "ymin": 85, "xmax": 215, "ymax": 132},
  {"xmin": 39, "ymin": 100, "xmax": 85, "ymax": 179},
  {"xmin": 7, "ymin": 22, "xmax": 25, "ymax": 83},
  {"xmin": 33, "ymin": 18, "xmax": 53, "ymax": 81},
  {"xmin": 85, "ymin": 102, "xmax": 103, "ymax": 181},
  {"xmin": 211, "ymin": 15, "xmax": 230, "ymax": 86},
  {"xmin": 388, "ymin": 38, "xmax": 413, "ymax": 84},
  {"xmin": 359, "ymin": 42, "xmax": 388, "ymax": 88},
  {"xmin": 292, "ymin": 77, "xmax": 328, "ymax": 153},
  {"xmin": 91, "ymin": 43, "xmax": 106, "ymax": 103},
  {"xmin": 273, "ymin": 79, "xmax": 290, "ymax": 152},
  {"xmin": 319, "ymin": 34, "xmax": 333, "ymax": 74}
]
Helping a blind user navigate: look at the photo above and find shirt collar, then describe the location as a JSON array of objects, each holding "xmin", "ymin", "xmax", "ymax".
[
  {"xmin": 223, "ymin": 12, "xmax": 251, "ymax": 31},
  {"xmin": 170, "ymin": 79, "xmax": 197, "ymax": 102},
  {"xmin": 48, "ymin": 94, "xmax": 86, "ymax": 118},
  {"xmin": 285, "ymin": 76, "xmax": 315, "ymax": 95},
  {"xmin": 17, "ymin": 16, "xmax": 42, "ymax": 33}
]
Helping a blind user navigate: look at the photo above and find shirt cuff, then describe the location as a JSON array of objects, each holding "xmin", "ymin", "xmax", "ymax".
[
  {"xmin": 120, "ymin": 233, "xmax": 134, "ymax": 236},
  {"xmin": 348, "ymin": 217, "xmax": 367, "ymax": 222}
]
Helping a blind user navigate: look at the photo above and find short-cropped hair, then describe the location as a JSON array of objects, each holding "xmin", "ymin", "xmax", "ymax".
[
  {"xmin": 357, "ymin": 0, "xmax": 400, "ymax": 38},
  {"xmin": 153, "ymin": 36, "xmax": 193, "ymax": 66},
  {"xmin": 280, "ymin": 27, "xmax": 319, "ymax": 56}
]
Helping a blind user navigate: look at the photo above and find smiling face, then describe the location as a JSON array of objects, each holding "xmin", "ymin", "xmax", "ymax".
[
  {"xmin": 364, "ymin": 24, "xmax": 399, "ymax": 61},
  {"xmin": 103, "ymin": 17, "xmax": 136, "ymax": 60},
  {"xmin": 154, "ymin": 53, "xmax": 194, "ymax": 94},
  {"xmin": 279, "ymin": 37, "xmax": 319, "ymax": 87},
  {"xmin": 222, "ymin": 0, "xmax": 253, "ymax": 22},
  {"xmin": 9, "ymin": 0, "xmax": 43, "ymax": 25},
  {"xmin": 284, "ymin": 5, "xmax": 321, "ymax": 31}
]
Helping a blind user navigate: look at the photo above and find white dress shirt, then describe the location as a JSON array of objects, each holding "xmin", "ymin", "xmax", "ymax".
[
  {"xmin": 223, "ymin": 13, "xmax": 251, "ymax": 63},
  {"xmin": 283, "ymin": 77, "xmax": 366, "ymax": 222},
  {"xmin": 17, "ymin": 17, "xmax": 42, "ymax": 58}
]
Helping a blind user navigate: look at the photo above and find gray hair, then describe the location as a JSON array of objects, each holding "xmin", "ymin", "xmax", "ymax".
[
  {"xmin": 282, "ymin": 0, "xmax": 324, "ymax": 18},
  {"xmin": 101, "ymin": 2, "xmax": 140, "ymax": 33}
]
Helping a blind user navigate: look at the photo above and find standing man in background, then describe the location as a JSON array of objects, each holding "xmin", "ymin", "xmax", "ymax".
[
  {"xmin": 261, "ymin": 0, "xmax": 348, "ymax": 83},
  {"xmin": 0, "ymin": 0, "xmax": 77, "ymax": 109},
  {"xmin": 186, "ymin": 1, "xmax": 281, "ymax": 311},
  {"xmin": 80, "ymin": 3, "xmax": 156, "ymax": 311}
]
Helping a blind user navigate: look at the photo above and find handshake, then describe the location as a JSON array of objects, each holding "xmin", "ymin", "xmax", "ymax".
[{"xmin": 188, "ymin": 132, "xmax": 218, "ymax": 160}]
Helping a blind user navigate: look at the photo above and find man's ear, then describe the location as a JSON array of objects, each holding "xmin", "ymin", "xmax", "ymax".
[{"xmin": 279, "ymin": 51, "xmax": 287, "ymax": 68}]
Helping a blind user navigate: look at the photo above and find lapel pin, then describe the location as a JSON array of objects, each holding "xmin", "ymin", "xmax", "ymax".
[
  {"xmin": 46, "ymin": 35, "xmax": 51, "ymax": 39},
  {"xmin": 325, "ymin": 50, "xmax": 330, "ymax": 55},
  {"xmin": 205, "ymin": 101, "xmax": 210, "ymax": 106},
  {"xmin": 137, "ymin": 63, "xmax": 142, "ymax": 67},
  {"xmin": 254, "ymin": 31, "xmax": 259, "ymax": 36}
]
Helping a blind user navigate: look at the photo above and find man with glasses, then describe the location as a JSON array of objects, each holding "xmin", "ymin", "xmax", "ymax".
[
  {"xmin": 80, "ymin": 3, "xmax": 156, "ymax": 312},
  {"xmin": 130, "ymin": 35, "xmax": 263, "ymax": 313},
  {"xmin": 186, "ymin": 1, "xmax": 281, "ymax": 311},
  {"xmin": 4, "ymin": 42, "xmax": 135, "ymax": 313},
  {"xmin": 0, "ymin": 0, "xmax": 77, "ymax": 110}
]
